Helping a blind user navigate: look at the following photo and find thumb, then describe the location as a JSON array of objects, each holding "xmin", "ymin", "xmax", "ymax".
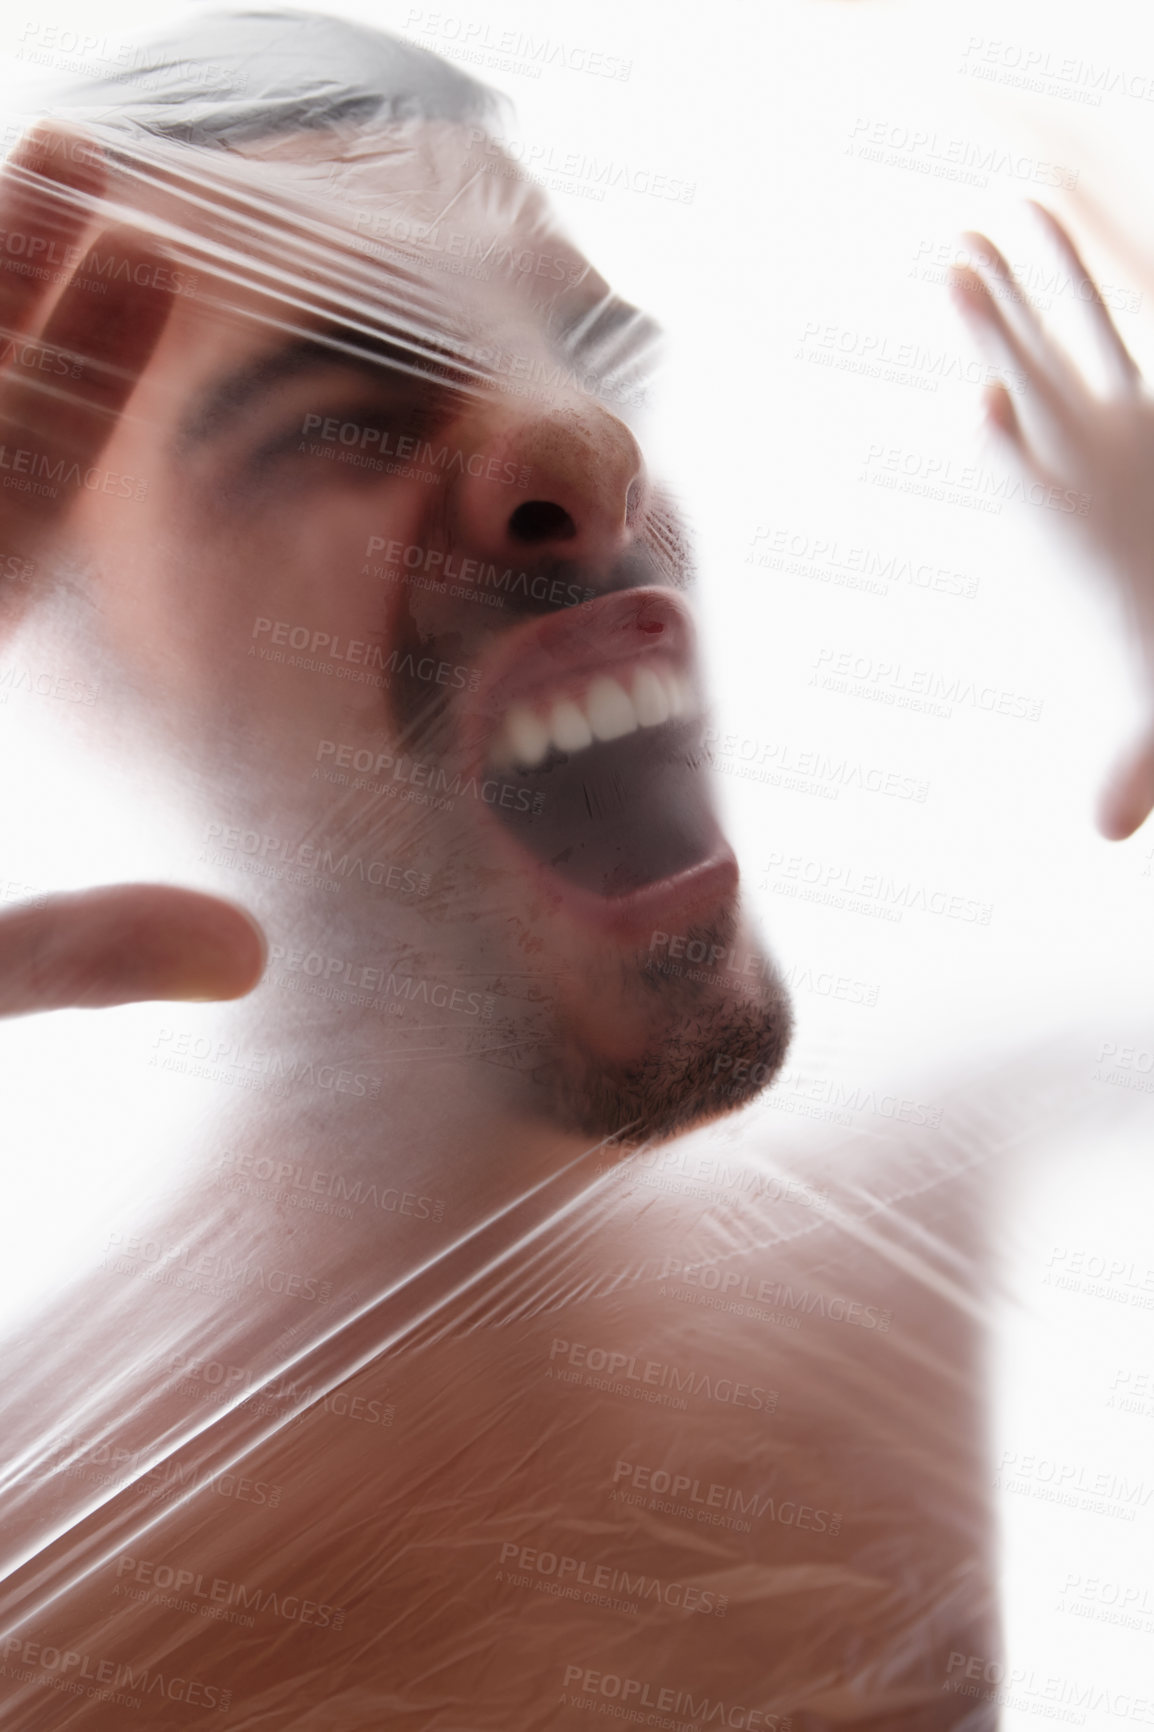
[
  {"xmin": 1096, "ymin": 729, "xmax": 1154, "ymax": 841},
  {"xmin": 0, "ymin": 885, "xmax": 266, "ymax": 1019}
]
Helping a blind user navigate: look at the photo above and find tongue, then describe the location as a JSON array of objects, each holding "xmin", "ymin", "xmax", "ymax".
[{"xmin": 489, "ymin": 718, "xmax": 719, "ymax": 897}]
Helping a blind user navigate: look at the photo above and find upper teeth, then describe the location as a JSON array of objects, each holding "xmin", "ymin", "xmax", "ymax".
[{"xmin": 493, "ymin": 662, "xmax": 694, "ymax": 770}]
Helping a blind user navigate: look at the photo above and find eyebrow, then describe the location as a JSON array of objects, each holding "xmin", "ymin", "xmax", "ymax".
[
  {"xmin": 174, "ymin": 324, "xmax": 479, "ymax": 455},
  {"xmin": 176, "ymin": 297, "xmax": 662, "ymax": 455}
]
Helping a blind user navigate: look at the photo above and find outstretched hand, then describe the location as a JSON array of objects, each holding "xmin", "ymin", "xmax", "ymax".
[{"xmin": 950, "ymin": 204, "xmax": 1154, "ymax": 840}]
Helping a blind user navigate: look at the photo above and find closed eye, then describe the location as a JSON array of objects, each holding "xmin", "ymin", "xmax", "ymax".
[{"xmin": 250, "ymin": 397, "xmax": 450, "ymax": 470}]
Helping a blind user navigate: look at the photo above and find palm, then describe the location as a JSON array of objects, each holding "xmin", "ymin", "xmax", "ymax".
[
  {"xmin": 951, "ymin": 204, "xmax": 1154, "ymax": 839},
  {"xmin": 0, "ymin": 127, "xmax": 264, "ymax": 1014}
]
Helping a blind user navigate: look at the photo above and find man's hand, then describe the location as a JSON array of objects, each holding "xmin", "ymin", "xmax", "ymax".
[
  {"xmin": 0, "ymin": 885, "xmax": 265, "ymax": 1017},
  {"xmin": 0, "ymin": 123, "xmax": 175, "ymax": 627},
  {"xmin": 0, "ymin": 130, "xmax": 265, "ymax": 1016},
  {"xmin": 949, "ymin": 204, "xmax": 1154, "ymax": 840}
]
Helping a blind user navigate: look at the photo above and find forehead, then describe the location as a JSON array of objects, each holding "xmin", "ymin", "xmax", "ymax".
[{"xmin": 113, "ymin": 117, "xmax": 607, "ymax": 360}]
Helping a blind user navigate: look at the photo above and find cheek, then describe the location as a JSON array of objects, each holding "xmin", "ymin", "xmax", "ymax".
[
  {"xmin": 188, "ymin": 475, "xmax": 432, "ymax": 643},
  {"xmin": 150, "ymin": 484, "xmax": 436, "ymax": 762}
]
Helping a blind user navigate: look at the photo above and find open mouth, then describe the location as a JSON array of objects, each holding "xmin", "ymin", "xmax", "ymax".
[{"xmin": 467, "ymin": 588, "xmax": 729, "ymax": 909}]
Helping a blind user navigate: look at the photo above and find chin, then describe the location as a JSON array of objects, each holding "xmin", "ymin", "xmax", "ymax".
[{"xmin": 532, "ymin": 931, "xmax": 795, "ymax": 1146}]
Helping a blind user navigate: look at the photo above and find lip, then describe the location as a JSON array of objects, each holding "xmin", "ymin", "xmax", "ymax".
[
  {"xmin": 473, "ymin": 772, "xmax": 738, "ymax": 939},
  {"xmin": 514, "ymin": 841, "xmax": 740, "ymax": 942},
  {"xmin": 457, "ymin": 585, "xmax": 738, "ymax": 939},
  {"xmin": 463, "ymin": 585, "xmax": 695, "ymax": 774}
]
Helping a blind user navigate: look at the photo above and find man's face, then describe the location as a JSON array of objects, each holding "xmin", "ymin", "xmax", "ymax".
[{"xmin": 67, "ymin": 117, "xmax": 791, "ymax": 1143}]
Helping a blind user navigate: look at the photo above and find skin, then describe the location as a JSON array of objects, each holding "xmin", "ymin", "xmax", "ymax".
[
  {"xmin": 0, "ymin": 115, "xmax": 995, "ymax": 1726},
  {"xmin": 0, "ymin": 126, "xmax": 265, "ymax": 1013},
  {"xmin": 950, "ymin": 204, "xmax": 1154, "ymax": 841},
  {"xmin": 5, "ymin": 114, "xmax": 792, "ymax": 1154}
]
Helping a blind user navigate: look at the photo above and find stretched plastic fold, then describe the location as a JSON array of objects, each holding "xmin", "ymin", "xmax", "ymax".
[{"xmin": 0, "ymin": 7, "xmax": 1150, "ymax": 1730}]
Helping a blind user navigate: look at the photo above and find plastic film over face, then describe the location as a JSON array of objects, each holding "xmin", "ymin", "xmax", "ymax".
[{"xmin": 0, "ymin": 8, "xmax": 1117, "ymax": 1731}]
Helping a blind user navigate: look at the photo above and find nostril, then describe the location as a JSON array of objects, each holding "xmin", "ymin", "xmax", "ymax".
[{"xmin": 508, "ymin": 500, "xmax": 578, "ymax": 544}]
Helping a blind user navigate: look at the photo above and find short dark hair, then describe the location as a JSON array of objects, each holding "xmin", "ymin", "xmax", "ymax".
[{"xmin": 47, "ymin": 7, "xmax": 505, "ymax": 146}]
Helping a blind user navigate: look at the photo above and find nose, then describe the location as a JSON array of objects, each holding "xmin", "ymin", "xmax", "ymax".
[{"xmin": 451, "ymin": 393, "xmax": 646, "ymax": 571}]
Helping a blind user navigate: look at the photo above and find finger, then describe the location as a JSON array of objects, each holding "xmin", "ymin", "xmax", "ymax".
[
  {"xmin": 984, "ymin": 379, "xmax": 1024, "ymax": 450},
  {"xmin": 0, "ymin": 226, "xmax": 175, "ymax": 477},
  {"xmin": 959, "ymin": 228, "xmax": 1053, "ymax": 362},
  {"xmin": 979, "ymin": 380, "xmax": 1071, "ymax": 513},
  {"xmin": 0, "ymin": 886, "xmax": 266, "ymax": 1018},
  {"xmin": 1096, "ymin": 731, "xmax": 1154, "ymax": 841},
  {"xmin": 0, "ymin": 124, "xmax": 104, "ymax": 344},
  {"xmin": 949, "ymin": 263, "xmax": 1068, "ymax": 420},
  {"xmin": 1028, "ymin": 201, "xmax": 1142, "ymax": 395}
]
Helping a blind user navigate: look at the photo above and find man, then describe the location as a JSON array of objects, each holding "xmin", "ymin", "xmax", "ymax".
[{"xmin": 0, "ymin": 12, "xmax": 1000, "ymax": 1726}]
